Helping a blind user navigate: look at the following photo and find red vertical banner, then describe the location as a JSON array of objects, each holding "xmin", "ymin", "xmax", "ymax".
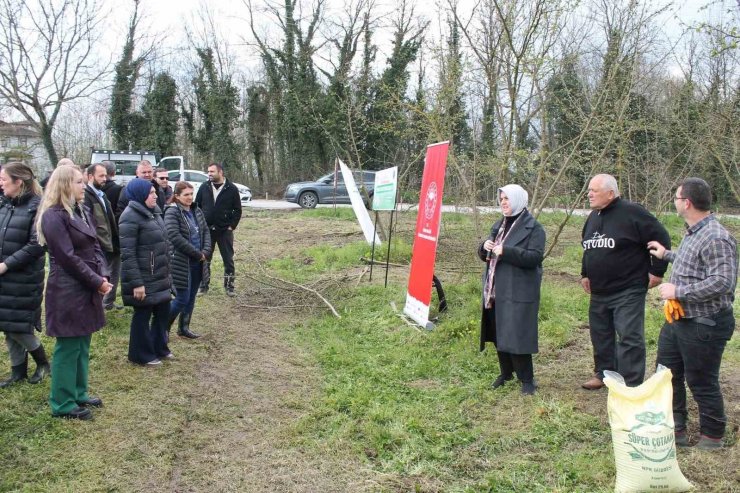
[{"xmin": 403, "ymin": 141, "xmax": 449, "ymax": 329}]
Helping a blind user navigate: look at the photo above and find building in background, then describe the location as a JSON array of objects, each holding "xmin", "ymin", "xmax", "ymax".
[{"xmin": 0, "ymin": 120, "xmax": 49, "ymax": 176}]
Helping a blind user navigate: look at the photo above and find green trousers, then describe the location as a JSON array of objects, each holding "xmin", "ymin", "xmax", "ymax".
[{"xmin": 49, "ymin": 335, "xmax": 91, "ymax": 415}]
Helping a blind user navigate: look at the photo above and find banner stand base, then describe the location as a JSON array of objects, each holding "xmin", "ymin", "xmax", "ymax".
[{"xmin": 397, "ymin": 312, "xmax": 435, "ymax": 331}]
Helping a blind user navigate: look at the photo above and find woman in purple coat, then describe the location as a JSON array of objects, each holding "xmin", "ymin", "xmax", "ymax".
[{"xmin": 36, "ymin": 166, "xmax": 113, "ymax": 420}]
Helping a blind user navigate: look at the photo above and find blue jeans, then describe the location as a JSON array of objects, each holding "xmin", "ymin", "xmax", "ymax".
[
  {"xmin": 169, "ymin": 262, "xmax": 202, "ymax": 319},
  {"xmin": 656, "ymin": 308, "xmax": 734, "ymax": 438}
]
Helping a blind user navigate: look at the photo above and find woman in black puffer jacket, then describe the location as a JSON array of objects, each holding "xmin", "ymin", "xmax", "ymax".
[
  {"xmin": 0, "ymin": 163, "xmax": 49, "ymax": 387},
  {"xmin": 119, "ymin": 178, "xmax": 173, "ymax": 366},
  {"xmin": 164, "ymin": 181, "xmax": 212, "ymax": 339}
]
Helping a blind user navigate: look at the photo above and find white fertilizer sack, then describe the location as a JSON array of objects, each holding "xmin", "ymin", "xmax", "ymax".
[{"xmin": 603, "ymin": 366, "xmax": 692, "ymax": 493}]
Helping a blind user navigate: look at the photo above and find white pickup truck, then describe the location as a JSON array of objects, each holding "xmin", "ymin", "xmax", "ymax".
[{"xmin": 90, "ymin": 149, "xmax": 185, "ymax": 186}]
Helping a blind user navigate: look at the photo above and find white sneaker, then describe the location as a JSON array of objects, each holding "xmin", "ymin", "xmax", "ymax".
[{"xmin": 145, "ymin": 359, "xmax": 162, "ymax": 366}]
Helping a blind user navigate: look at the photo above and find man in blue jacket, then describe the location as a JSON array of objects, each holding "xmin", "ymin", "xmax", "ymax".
[
  {"xmin": 580, "ymin": 174, "xmax": 671, "ymax": 389},
  {"xmin": 195, "ymin": 162, "xmax": 242, "ymax": 297}
]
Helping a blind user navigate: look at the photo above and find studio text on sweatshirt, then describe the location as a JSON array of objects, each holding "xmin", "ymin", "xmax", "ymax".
[{"xmin": 580, "ymin": 197, "xmax": 671, "ymax": 295}]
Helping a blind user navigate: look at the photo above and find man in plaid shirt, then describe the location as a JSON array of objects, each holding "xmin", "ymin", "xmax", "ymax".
[{"xmin": 648, "ymin": 177, "xmax": 738, "ymax": 450}]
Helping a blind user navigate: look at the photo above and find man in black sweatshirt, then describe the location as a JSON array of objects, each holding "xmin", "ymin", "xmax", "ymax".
[
  {"xmin": 195, "ymin": 162, "xmax": 242, "ymax": 296},
  {"xmin": 580, "ymin": 174, "xmax": 671, "ymax": 389}
]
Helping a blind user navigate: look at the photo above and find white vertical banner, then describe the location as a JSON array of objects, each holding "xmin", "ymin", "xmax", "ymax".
[{"xmin": 338, "ymin": 158, "xmax": 381, "ymax": 245}]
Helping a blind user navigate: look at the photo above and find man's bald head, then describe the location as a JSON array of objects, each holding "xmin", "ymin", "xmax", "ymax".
[{"xmin": 587, "ymin": 174, "xmax": 619, "ymax": 210}]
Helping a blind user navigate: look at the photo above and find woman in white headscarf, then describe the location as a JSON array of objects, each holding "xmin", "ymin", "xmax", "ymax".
[{"xmin": 478, "ymin": 184, "xmax": 546, "ymax": 395}]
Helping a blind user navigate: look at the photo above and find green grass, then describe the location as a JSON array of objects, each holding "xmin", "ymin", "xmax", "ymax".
[
  {"xmin": 270, "ymin": 239, "xmax": 412, "ymax": 282},
  {"xmin": 279, "ymin": 209, "xmax": 739, "ymax": 491},
  {"xmin": 285, "ymin": 279, "xmax": 617, "ymax": 491},
  {"xmin": 299, "ymin": 207, "xmax": 360, "ymax": 221},
  {"xmin": 1, "ymin": 209, "xmax": 737, "ymax": 492}
]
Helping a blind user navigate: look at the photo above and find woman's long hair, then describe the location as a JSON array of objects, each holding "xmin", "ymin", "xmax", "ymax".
[
  {"xmin": 35, "ymin": 166, "xmax": 83, "ymax": 246},
  {"xmin": 0, "ymin": 162, "xmax": 42, "ymax": 197}
]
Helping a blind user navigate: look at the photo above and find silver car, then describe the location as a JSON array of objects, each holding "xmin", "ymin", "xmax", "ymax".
[{"xmin": 283, "ymin": 171, "xmax": 376, "ymax": 208}]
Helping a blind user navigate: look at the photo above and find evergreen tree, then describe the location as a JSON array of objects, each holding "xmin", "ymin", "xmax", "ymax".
[
  {"xmin": 363, "ymin": 5, "xmax": 426, "ymax": 169},
  {"xmin": 140, "ymin": 73, "xmax": 178, "ymax": 156},
  {"xmin": 249, "ymin": 0, "xmax": 328, "ymax": 179},
  {"xmin": 182, "ymin": 48, "xmax": 239, "ymax": 170},
  {"xmin": 546, "ymin": 55, "xmax": 587, "ymax": 150},
  {"xmin": 109, "ymin": 1, "xmax": 144, "ymax": 150},
  {"xmin": 545, "ymin": 54, "xmax": 589, "ymax": 188},
  {"xmin": 246, "ymin": 85, "xmax": 270, "ymax": 186},
  {"xmin": 439, "ymin": 14, "xmax": 470, "ymax": 154}
]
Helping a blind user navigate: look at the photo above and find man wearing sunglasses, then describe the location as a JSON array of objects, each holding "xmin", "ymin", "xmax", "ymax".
[{"xmin": 155, "ymin": 168, "xmax": 174, "ymax": 205}]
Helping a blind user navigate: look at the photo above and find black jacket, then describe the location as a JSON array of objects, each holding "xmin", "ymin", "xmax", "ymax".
[
  {"xmin": 195, "ymin": 179, "xmax": 242, "ymax": 231},
  {"xmin": 119, "ymin": 201, "xmax": 172, "ymax": 307},
  {"xmin": 164, "ymin": 203, "xmax": 212, "ymax": 293},
  {"xmin": 101, "ymin": 179, "xmax": 122, "ymax": 214},
  {"xmin": 0, "ymin": 193, "xmax": 45, "ymax": 334},
  {"xmin": 581, "ymin": 197, "xmax": 671, "ymax": 295},
  {"xmin": 83, "ymin": 185, "xmax": 119, "ymax": 253},
  {"xmin": 116, "ymin": 180, "xmax": 166, "ymax": 221}
]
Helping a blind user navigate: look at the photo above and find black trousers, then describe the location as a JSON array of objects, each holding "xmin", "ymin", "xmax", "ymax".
[
  {"xmin": 656, "ymin": 308, "xmax": 734, "ymax": 438},
  {"xmin": 128, "ymin": 302, "xmax": 171, "ymax": 364},
  {"xmin": 203, "ymin": 228, "xmax": 235, "ymax": 289},
  {"xmin": 588, "ymin": 286, "xmax": 647, "ymax": 386},
  {"xmin": 497, "ymin": 351, "xmax": 534, "ymax": 383},
  {"xmin": 483, "ymin": 307, "xmax": 534, "ymax": 383}
]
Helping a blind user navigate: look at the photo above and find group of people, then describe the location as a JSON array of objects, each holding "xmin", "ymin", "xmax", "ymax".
[
  {"xmin": 0, "ymin": 160, "xmax": 736, "ymax": 447},
  {"xmin": 478, "ymin": 174, "xmax": 737, "ymax": 450},
  {"xmin": 0, "ymin": 158, "xmax": 242, "ymax": 420}
]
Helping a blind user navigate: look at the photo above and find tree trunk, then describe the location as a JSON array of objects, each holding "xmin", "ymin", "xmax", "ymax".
[{"xmin": 40, "ymin": 124, "xmax": 59, "ymax": 167}]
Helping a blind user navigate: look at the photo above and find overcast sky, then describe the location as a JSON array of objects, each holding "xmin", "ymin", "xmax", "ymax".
[{"xmin": 111, "ymin": 0, "xmax": 724, "ymax": 75}]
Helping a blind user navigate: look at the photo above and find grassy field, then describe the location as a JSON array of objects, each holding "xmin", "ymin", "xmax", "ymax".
[{"xmin": 0, "ymin": 207, "xmax": 738, "ymax": 492}]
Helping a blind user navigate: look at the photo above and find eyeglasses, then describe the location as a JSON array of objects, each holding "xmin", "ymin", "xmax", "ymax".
[
  {"xmin": 157, "ymin": 177, "xmax": 169, "ymax": 181},
  {"xmin": 674, "ymin": 196, "xmax": 687, "ymax": 200}
]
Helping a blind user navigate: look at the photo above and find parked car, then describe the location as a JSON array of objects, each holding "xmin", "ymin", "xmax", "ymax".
[
  {"xmin": 91, "ymin": 149, "xmax": 184, "ymax": 186},
  {"xmin": 283, "ymin": 170, "xmax": 376, "ymax": 208},
  {"xmin": 168, "ymin": 169, "xmax": 252, "ymax": 206}
]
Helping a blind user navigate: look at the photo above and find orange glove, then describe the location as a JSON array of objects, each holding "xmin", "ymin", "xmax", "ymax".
[{"xmin": 663, "ymin": 299, "xmax": 685, "ymax": 323}]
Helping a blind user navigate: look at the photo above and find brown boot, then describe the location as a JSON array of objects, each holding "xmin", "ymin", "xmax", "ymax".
[{"xmin": 581, "ymin": 376, "xmax": 604, "ymax": 390}]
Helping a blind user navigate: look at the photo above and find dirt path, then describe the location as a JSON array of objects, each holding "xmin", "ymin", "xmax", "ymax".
[{"xmin": 163, "ymin": 211, "xmax": 374, "ymax": 492}]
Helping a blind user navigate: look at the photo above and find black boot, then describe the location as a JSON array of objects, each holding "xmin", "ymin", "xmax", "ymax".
[
  {"xmin": 177, "ymin": 311, "xmax": 200, "ymax": 339},
  {"xmin": 224, "ymin": 275, "xmax": 236, "ymax": 297},
  {"xmin": 0, "ymin": 355, "xmax": 28, "ymax": 388},
  {"xmin": 28, "ymin": 345, "xmax": 50, "ymax": 384}
]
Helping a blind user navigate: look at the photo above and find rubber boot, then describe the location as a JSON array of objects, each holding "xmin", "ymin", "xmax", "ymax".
[
  {"xmin": 177, "ymin": 311, "xmax": 200, "ymax": 339},
  {"xmin": 0, "ymin": 355, "xmax": 28, "ymax": 388},
  {"xmin": 28, "ymin": 345, "xmax": 50, "ymax": 384},
  {"xmin": 166, "ymin": 311, "xmax": 179, "ymax": 343},
  {"xmin": 225, "ymin": 275, "xmax": 235, "ymax": 297}
]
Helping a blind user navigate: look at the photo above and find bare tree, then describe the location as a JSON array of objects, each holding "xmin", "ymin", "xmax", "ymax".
[{"xmin": 0, "ymin": 0, "xmax": 108, "ymax": 165}]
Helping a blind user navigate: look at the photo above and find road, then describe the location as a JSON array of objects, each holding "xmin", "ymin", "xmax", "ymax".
[
  {"xmin": 245, "ymin": 199, "xmax": 740, "ymax": 219},
  {"xmin": 244, "ymin": 199, "xmax": 592, "ymax": 216}
]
